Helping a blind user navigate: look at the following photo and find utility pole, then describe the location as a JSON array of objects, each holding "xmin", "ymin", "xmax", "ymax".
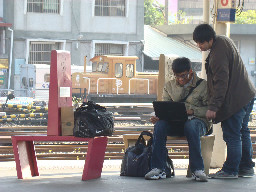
[
  {"xmin": 165, "ymin": 0, "xmax": 168, "ymax": 25},
  {"xmin": 201, "ymin": 0, "xmax": 210, "ymax": 80}
]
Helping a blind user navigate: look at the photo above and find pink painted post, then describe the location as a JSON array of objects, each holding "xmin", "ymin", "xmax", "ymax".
[{"xmin": 47, "ymin": 50, "xmax": 72, "ymax": 136}]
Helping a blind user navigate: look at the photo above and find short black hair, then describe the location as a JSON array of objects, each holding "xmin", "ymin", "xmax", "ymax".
[
  {"xmin": 193, "ymin": 24, "xmax": 216, "ymax": 43},
  {"xmin": 172, "ymin": 57, "xmax": 191, "ymax": 74}
]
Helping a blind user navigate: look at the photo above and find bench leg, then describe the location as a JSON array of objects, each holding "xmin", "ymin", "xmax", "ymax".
[
  {"xmin": 12, "ymin": 139, "xmax": 39, "ymax": 179},
  {"xmin": 82, "ymin": 137, "xmax": 108, "ymax": 181}
]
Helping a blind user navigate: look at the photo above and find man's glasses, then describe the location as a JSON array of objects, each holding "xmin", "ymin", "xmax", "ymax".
[{"xmin": 174, "ymin": 72, "xmax": 189, "ymax": 79}]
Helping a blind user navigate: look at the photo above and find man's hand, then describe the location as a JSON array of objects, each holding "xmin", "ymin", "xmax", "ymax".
[
  {"xmin": 150, "ymin": 116, "xmax": 159, "ymax": 124},
  {"xmin": 206, "ymin": 110, "xmax": 216, "ymax": 120},
  {"xmin": 186, "ymin": 109, "xmax": 194, "ymax": 116}
]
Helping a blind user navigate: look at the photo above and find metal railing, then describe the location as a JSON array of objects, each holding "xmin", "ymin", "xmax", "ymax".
[{"xmin": 128, "ymin": 78, "xmax": 150, "ymax": 95}]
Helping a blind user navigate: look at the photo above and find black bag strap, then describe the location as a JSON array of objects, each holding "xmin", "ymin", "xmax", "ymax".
[
  {"xmin": 179, "ymin": 79, "xmax": 203, "ymax": 103},
  {"xmin": 167, "ymin": 157, "xmax": 175, "ymax": 177},
  {"xmin": 135, "ymin": 131, "xmax": 153, "ymax": 147},
  {"xmin": 78, "ymin": 101, "xmax": 106, "ymax": 111}
]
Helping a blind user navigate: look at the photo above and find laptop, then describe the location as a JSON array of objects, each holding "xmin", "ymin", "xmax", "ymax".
[{"xmin": 152, "ymin": 101, "xmax": 188, "ymax": 122}]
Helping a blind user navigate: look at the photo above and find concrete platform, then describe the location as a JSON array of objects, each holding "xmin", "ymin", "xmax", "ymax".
[{"xmin": 0, "ymin": 160, "xmax": 256, "ymax": 192}]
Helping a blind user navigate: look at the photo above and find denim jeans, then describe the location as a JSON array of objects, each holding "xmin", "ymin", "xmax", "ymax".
[
  {"xmin": 221, "ymin": 99, "xmax": 255, "ymax": 175},
  {"xmin": 151, "ymin": 118, "xmax": 207, "ymax": 173}
]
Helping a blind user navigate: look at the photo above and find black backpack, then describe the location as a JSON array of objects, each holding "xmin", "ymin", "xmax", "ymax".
[{"xmin": 120, "ymin": 131, "xmax": 175, "ymax": 177}]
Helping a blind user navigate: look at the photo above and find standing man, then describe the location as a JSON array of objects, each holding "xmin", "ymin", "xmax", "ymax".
[
  {"xmin": 193, "ymin": 24, "xmax": 256, "ymax": 179},
  {"xmin": 145, "ymin": 57, "xmax": 211, "ymax": 182}
]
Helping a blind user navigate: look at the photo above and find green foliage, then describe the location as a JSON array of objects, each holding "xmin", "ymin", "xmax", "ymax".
[
  {"xmin": 72, "ymin": 96, "xmax": 82, "ymax": 109},
  {"xmin": 169, "ymin": 10, "xmax": 193, "ymax": 24},
  {"xmin": 144, "ymin": 0, "xmax": 165, "ymax": 26},
  {"xmin": 235, "ymin": 10, "xmax": 256, "ymax": 24},
  {"xmin": 144, "ymin": 0, "xmax": 193, "ymax": 26}
]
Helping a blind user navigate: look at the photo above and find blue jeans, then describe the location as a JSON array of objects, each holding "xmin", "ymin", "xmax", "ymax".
[
  {"xmin": 151, "ymin": 118, "xmax": 207, "ymax": 173},
  {"xmin": 221, "ymin": 99, "xmax": 255, "ymax": 175}
]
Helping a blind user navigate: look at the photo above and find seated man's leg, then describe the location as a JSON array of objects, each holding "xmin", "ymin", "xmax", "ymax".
[
  {"xmin": 145, "ymin": 120, "xmax": 170, "ymax": 180},
  {"xmin": 184, "ymin": 118, "xmax": 207, "ymax": 181}
]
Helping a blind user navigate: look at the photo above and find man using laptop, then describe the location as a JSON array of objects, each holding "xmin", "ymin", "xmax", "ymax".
[{"xmin": 145, "ymin": 57, "xmax": 212, "ymax": 182}]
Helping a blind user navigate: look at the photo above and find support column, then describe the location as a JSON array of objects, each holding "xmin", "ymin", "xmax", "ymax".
[
  {"xmin": 210, "ymin": 22, "xmax": 228, "ymax": 168},
  {"xmin": 157, "ymin": 54, "xmax": 165, "ymax": 101}
]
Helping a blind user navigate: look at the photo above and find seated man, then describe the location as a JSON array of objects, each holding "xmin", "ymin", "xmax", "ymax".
[{"xmin": 145, "ymin": 57, "xmax": 212, "ymax": 182}]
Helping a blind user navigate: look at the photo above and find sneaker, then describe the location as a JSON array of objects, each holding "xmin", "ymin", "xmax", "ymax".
[
  {"xmin": 145, "ymin": 168, "xmax": 167, "ymax": 180},
  {"xmin": 238, "ymin": 168, "xmax": 255, "ymax": 177},
  {"xmin": 209, "ymin": 170, "xmax": 238, "ymax": 179},
  {"xmin": 191, "ymin": 170, "xmax": 208, "ymax": 182}
]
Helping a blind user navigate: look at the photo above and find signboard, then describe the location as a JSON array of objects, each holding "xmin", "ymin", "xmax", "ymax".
[
  {"xmin": 217, "ymin": 0, "xmax": 236, "ymax": 23},
  {"xmin": 249, "ymin": 58, "xmax": 255, "ymax": 65},
  {"xmin": 0, "ymin": 59, "xmax": 9, "ymax": 69}
]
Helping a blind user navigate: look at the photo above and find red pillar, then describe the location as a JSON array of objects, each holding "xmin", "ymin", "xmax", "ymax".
[{"xmin": 47, "ymin": 50, "xmax": 72, "ymax": 136}]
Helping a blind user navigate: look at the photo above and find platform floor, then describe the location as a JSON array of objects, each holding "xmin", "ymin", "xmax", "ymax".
[{"xmin": 1, "ymin": 159, "xmax": 256, "ymax": 192}]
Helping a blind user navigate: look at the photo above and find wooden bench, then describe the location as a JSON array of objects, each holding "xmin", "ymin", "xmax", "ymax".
[
  {"xmin": 123, "ymin": 134, "xmax": 215, "ymax": 176},
  {"xmin": 12, "ymin": 135, "xmax": 107, "ymax": 180}
]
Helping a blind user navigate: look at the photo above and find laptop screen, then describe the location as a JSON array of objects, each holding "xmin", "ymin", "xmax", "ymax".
[{"xmin": 153, "ymin": 101, "xmax": 188, "ymax": 122}]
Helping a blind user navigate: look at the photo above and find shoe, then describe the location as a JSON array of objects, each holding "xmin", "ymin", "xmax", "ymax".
[
  {"xmin": 191, "ymin": 170, "xmax": 208, "ymax": 182},
  {"xmin": 145, "ymin": 168, "xmax": 167, "ymax": 180},
  {"xmin": 209, "ymin": 170, "xmax": 238, "ymax": 179},
  {"xmin": 238, "ymin": 168, "xmax": 255, "ymax": 177}
]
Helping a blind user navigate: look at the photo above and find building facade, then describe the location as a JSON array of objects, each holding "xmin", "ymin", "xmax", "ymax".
[{"xmin": 2, "ymin": 0, "xmax": 144, "ymax": 93}]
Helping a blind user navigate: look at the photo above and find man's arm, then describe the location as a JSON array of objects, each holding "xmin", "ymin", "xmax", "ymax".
[{"xmin": 185, "ymin": 80, "xmax": 208, "ymax": 118}]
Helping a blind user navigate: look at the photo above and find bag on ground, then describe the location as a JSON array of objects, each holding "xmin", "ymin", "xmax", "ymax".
[
  {"xmin": 120, "ymin": 131, "xmax": 175, "ymax": 177},
  {"xmin": 73, "ymin": 101, "xmax": 114, "ymax": 138}
]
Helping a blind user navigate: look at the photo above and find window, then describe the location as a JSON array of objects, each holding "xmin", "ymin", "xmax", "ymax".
[
  {"xmin": 92, "ymin": 62, "xmax": 97, "ymax": 72},
  {"xmin": 27, "ymin": 0, "xmax": 60, "ymax": 14},
  {"xmin": 126, "ymin": 64, "xmax": 134, "ymax": 78},
  {"xmin": 44, "ymin": 74, "xmax": 50, "ymax": 82},
  {"xmin": 29, "ymin": 42, "xmax": 60, "ymax": 64},
  {"xmin": 115, "ymin": 63, "xmax": 123, "ymax": 78},
  {"xmin": 92, "ymin": 62, "xmax": 109, "ymax": 73},
  {"xmin": 95, "ymin": 43, "xmax": 124, "ymax": 56},
  {"xmin": 97, "ymin": 62, "xmax": 109, "ymax": 73},
  {"xmin": 95, "ymin": 0, "xmax": 125, "ymax": 16},
  {"xmin": 28, "ymin": 78, "xmax": 34, "ymax": 87},
  {"xmin": 102, "ymin": 62, "xmax": 109, "ymax": 73}
]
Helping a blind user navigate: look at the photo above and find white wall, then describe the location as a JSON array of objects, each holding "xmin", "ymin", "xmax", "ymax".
[
  {"xmin": 14, "ymin": 0, "xmax": 72, "ymax": 32},
  {"xmin": 238, "ymin": 36, "xmax": 256, "ymax": 84},
  {"xmin": 80, "ymin": 0, "xmax": 137, "ymax": 34},
  {"xmin": 0, "ymin": 0, "xmax": 3, "ymax": 17}
]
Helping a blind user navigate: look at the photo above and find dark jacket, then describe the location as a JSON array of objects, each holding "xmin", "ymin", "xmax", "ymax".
[{"xmin": 206, "ymin": 35, "xmax": 256, "ymax": 123}]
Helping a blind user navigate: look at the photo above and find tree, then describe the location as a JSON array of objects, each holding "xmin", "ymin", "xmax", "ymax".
[
  {"xmin": 169, "ymin": 10, "xmax": 193, "ymax": 24},
  {"xmin": 235, "ymin": 10, "xmax": 256, "ymax": 24},
  {"xmin": 144, "ymin": 0, "xmax": 165, "ymax": 26}
]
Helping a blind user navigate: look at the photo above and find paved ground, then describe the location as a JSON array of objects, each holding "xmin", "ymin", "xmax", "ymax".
[{"xmin": 1, "ymin": 159, "xmax": 256, "ymax": 192}]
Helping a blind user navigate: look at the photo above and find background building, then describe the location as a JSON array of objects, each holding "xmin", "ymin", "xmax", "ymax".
[
  {"xmin": 167, "ymin": 0, "xmax": 256, "ymax": 24},
  {"xmin": 2, "ymin": 0, "xmax": 144, "ymax": 96},
  {"xmin": 154, "ymin": 24, "xmax": 256, "ymax": 86}
]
